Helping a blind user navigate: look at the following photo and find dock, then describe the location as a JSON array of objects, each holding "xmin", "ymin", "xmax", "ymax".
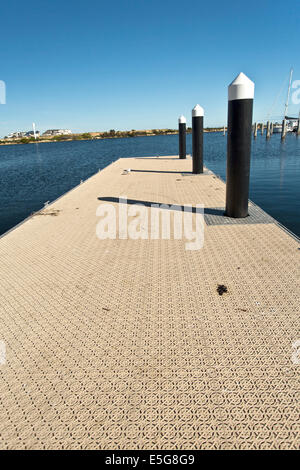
[{"xmin": 0, "ymin": 155, "xmax": 299, "ymax": 449}]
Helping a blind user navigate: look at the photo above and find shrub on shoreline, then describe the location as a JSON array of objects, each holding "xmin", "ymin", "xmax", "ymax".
[{"xmin": 1, "ymin": 127, "xmax": 224, "ymax": 146}]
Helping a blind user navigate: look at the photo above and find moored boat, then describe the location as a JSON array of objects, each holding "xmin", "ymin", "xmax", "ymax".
[{"xmin": 273, "ymin": 124, "xmax": 282, "ymax": 133}]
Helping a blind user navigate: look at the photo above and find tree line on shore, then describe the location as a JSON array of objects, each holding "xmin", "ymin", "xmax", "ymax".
[{"xmin": 0, "ymin": 127, "xmax": 224, "ymax": 145}]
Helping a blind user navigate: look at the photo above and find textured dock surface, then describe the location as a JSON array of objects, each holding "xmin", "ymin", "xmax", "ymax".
[{"xmin": 0, "ymin": 156, "xmax": 299, "ymax": 450}]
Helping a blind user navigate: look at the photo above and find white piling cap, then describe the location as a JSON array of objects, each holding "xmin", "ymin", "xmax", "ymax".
[
  {"xmin": 178, "ymin": 115, "xmax": 186, "ymax": 124},
  {"xmin": 192, "ymin": 104, "xmax": 204, "ymax": 117},
  {"xmin": 228, "ymin": 72, "xmax": 254, "ymax": 101}
]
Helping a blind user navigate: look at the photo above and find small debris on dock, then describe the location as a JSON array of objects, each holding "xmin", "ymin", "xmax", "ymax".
[
  {"xmin": 33, "ymin": 209, "xmax": 61, "ymax": 217},
  {"xmin": 217, "ymin": 284, "xmax": 228, "ymax": 296}
]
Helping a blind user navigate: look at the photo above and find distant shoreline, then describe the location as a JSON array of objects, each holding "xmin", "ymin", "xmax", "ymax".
[{"xmin": 0, "ymin": 128, "xmax": 225, "ymax": 146}]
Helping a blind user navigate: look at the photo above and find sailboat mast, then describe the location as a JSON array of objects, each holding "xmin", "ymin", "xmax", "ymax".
[
  {"xmin": 32, "ymin": 122, "xmax": 36, "ymax": 140},
  {"xmin": 284, "ymin": 68, "xmax": 293, "ymax": 118}
]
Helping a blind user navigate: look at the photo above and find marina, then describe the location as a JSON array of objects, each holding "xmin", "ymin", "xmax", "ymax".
[
  {"xmin": 1, "ymin": 1, "xmax": 300, "ymax": 453},
  {"xmin": 1, "ymin": 130, "xmax": 300, "ymax": 238}
]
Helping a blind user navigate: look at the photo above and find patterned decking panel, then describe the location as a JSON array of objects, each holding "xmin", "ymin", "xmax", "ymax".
[
  {"xmin": 204, "ymin": 203, "xmax": 276, "ymax": 226},
  {"xmin": 0, "ymin": 156, "xmax": 299, "ymax": 450}
]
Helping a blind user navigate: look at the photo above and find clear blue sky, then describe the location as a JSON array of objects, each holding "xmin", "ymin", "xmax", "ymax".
[{"xmin": 0, "ymin": 0, "xmax": 299, "ymax": 136}]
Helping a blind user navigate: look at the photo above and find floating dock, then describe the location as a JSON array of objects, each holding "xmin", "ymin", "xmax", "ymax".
[{"xmin": 0, "ymin": 156, "xmax": 299, "ymax": 449}]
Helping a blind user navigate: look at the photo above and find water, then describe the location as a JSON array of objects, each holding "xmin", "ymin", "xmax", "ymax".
[{"xmin": 0, "ymin": 133, "xmax": 299, "ymax": 237}]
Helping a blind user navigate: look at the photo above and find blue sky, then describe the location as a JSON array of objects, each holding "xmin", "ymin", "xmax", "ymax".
[{"xmin": 0, "ymin": 0, "xmax": 299, "ymax": 136}]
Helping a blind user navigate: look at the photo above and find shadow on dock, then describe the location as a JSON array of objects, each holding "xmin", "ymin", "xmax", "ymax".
[
  {"xmin": 130, "ymin": 169, "xmax": 192, "ymax": 174},
  {"xmin": 134, "ymin": 157, "xmax": 187, "ymax": 160},
  {"xmin": 98, "ymin": 196, "xmax": 196, "ymax": 212},
  {"xmin": 97, "ymin": 197, "xmax": 225, "ymax": 217}
]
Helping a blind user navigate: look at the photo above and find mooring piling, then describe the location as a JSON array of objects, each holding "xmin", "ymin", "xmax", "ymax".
[
  {"xmin": 261, "ymin": 123, "xmax": 264, "ymax": 135},
  {"xmin": 266, "ymin": 120, "xmax": 271, "ymax": 139},
  {"xmin": 270, "ymin": 122, "xmax": 274, "ymax": 135},
  {"xmin": 297, "ymin": 112, "xmax": 300, "ymax": 136},
  {"xmin": 192, "ymin": 104, "xmax": 204, "ymax": 174},
  {"xmin": 281, "ymin": 119, "xmax": 286, "ymax": 140},
  {"xmin": 223, "ymin": 125, "xmax": 226, "ymax": 136},
  {"xmin": 225, "ymin": 72, "xmax": 254, "ymax": 218},
  {"xmin": 253, "ymin": 122, "xmax": 257, "ymax": 138},
  {"xmin": 178, "ymin": 115, "xmax": 186, "ymax": 159}
]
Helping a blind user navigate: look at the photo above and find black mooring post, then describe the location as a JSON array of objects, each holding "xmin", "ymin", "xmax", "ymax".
[
  {"xmin": 281, "ymin": 119, "xmax": 286, "ymax": 140},
  {"xmin": 225, "ymin": 72, "xmax": 254, "ymax": 218},
  {"xmin": 192, "ymin": 104, "xmax": 204, "ymax": 174},
  {"xmin": 178, "ymin": 115, "xmax": 186, "ymax": 159},
  {"xmin": 266, "ymin": 120, "xmax": 271, "ymax": 139}
]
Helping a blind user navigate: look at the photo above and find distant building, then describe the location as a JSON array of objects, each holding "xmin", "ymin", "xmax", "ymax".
[
  {"xmin": 43, "ymin": 129, "xmax": 72, "ymax": 136},
  {"xmin": 26, "ymin": 130, "xmax": 40, "ymax": 137},
  {"xmin": 7, "ymin": 131, "xmax": 27, "ymax": 139},
  {"xmin": 4, "ymin": 130, "xmax": 40, "ymax": 139}
]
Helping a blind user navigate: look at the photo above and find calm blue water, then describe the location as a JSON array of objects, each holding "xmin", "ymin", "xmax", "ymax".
[{"xmin": 0, "ymin": 133, "xmax": 299, "ymax": 237}]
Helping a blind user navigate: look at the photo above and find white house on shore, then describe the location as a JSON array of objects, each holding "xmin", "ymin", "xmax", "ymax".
[
  {"xmin": 43, "ymin": 129, "xmax": 72, "ymax": 136},
  {"xmin": 6, "ymin": 131, "xmax": 27, "ymax": 139},
  {"xmin": 5, "ymin": 130, "xmax": 40, "ymax": 139}
]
